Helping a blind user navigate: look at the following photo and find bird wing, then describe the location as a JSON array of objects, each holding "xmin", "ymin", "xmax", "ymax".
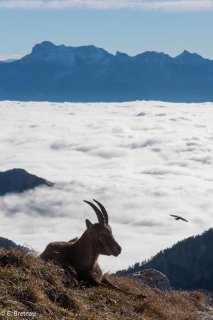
[
  {"xmin": 170, "ymin": 214, "xmax": 178, "ymax": 218},
  {"xmin": 170, "ymin": 214, "xmax": 188, "ymax": 222}
]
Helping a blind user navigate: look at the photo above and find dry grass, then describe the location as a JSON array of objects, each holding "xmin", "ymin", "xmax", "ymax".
[{"xmin": 0, "ymin": 248, "xmax": 208, "ymax": 320}]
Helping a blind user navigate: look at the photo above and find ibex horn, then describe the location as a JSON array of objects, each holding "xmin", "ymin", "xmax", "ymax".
[
  {"xmin": 84, "ymin": 200, "xmax": 105, "ymax": 225},
  {"xmin": 93, "ymin": 199, "xmax": 109, "ymax": 225}
]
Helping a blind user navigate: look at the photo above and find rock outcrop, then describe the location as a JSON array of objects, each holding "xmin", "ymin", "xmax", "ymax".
[{"xmin": 132, "ymin": 268, "xmax": 171, "ymax": 291}]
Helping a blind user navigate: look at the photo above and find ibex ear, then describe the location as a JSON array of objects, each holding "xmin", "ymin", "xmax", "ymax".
[{"xmin": 85, "ymin": 219, "xmax": 93, "ymax": 230}]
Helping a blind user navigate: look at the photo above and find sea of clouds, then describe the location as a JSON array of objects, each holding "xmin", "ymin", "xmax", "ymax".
[{"xmin": 0, "ymin": 100, "xmax": 213, "ymax": 271}]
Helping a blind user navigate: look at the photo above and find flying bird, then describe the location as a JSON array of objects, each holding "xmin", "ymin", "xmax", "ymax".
[{"xmin": 170, "ymin": 214, "xmax": 188, "ymax": 222}]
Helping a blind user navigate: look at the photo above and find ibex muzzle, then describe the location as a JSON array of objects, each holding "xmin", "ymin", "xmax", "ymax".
[{"xmin": 40, "ymin": 199, "xmax": 121, "ymax": 286}]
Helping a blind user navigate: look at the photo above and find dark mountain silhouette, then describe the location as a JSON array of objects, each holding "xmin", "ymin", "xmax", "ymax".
[
  {"xmin": 0, "ymin": 168, "xmax": 53, "ymax": 196},
  {"xmin": 0, "ymin": 41, "xmax": 213, "ymax": 102},
  {"xmin": 116, "ymin": 229, "xmax": 213, "ymax": 290},
  {"xmin": 0, "ymin": 236, "xmax": 18, "ymax": 249}
]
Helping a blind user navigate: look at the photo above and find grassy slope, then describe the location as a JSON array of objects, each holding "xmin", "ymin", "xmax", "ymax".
[{"xmin": 0, "ymin": 249, "xmax": 210, "ymax": 320}]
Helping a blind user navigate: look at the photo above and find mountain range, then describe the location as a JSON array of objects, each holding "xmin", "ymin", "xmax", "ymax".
[
  {"xmin": 116, "ymin": 228, "xmax": 213, "ymax": 290},
  {"xmin": 0, "ymin": 41, "xmax": 213, "ymax": 102}
]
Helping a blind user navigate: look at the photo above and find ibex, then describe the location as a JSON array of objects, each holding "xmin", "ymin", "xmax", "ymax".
[{"xmin": 40, "ymin": 199, "xmax": 122, "ymax": 287}]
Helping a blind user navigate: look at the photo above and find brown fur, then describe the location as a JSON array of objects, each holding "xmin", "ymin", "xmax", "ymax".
[{"xmin": 40, "ymin": 201, "xmax": 121, "ymax": 287}]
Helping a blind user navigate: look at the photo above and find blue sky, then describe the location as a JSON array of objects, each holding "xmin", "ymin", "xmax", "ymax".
[{"xmin": 0, "ymin": 0, "xmax": 213, "ymax": 60}]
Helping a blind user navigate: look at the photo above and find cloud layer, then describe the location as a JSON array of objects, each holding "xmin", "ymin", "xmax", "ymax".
[
  {"xmin": 0, "ymin": 0, "xmax": 213, "ymax": 11},
  {"xmin": 0, "ymin": 100, "xmax": 213, "ymax": 271}
]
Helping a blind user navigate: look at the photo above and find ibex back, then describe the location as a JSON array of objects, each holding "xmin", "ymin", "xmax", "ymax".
[{"xmin": 40, "ymin": 199, "xmax": 121, "ymax": 286}]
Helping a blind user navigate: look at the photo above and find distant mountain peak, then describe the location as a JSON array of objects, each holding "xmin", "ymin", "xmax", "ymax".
[
  {"xmin": 116, "ymin": 51, "xmax": 129, "ymax": 57},
  {"xmin": 32, "ymin": 41, "xmax": 56, "ymax": 51},
  {"xmin": 180, "ymin": 49, "xmax": 191, "ymax": 55},
  {"xmin": 0, "ymin": 168, "xmax": 53, "ymax": 196},
  {"xmin": 175, "ymin": 50, "xmax": 207, "ymax": 64},
  {"xmin": 115, "ymin": 51, "xmax": 131, "ymax": 61},
  {"xmin": 137, "ymin": 50, "xmax": 171, "ymax": 57},
  {"xmin": 135, "ymin": 50, "xmax": 172, "ymax": 66},
  {"xmin": 28, "ymin": 41, "xmax": 112, "ymax": 67}
]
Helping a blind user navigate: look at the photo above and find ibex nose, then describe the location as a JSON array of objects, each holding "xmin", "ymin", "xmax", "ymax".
[{"xmin": 113, "ymin": 244, "xmax": 122, "ymax": 256}]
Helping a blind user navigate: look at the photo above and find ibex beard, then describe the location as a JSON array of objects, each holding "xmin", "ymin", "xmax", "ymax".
[{"xmin": 40, "ymin": 199, "xmax": 121, "ymax": 287}]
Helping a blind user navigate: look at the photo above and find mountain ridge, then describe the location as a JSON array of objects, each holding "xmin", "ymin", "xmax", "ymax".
[
  {"xmin": 0, "ymin": 41, "xmax": 212, "ymax": 102},
  {"xmin": 0, "ymin": 168, "xmax": 53, "ymax": 196},
  {"xmin": 0, "ymin": 236, "xmax": 18, "ymax": 249},
  {"xmin": 116, "ymin": 228, "xmax": 213, "ymax": 290},
  {"xmin": 2, "ymin": 41, "xmax": 210, "ymax": 63}
]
